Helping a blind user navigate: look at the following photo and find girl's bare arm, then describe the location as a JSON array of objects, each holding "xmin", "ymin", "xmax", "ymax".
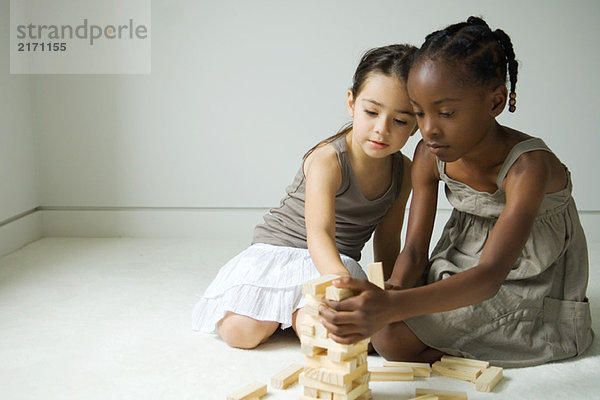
[
  {"xmin": 304, "ymin": 145, "xmax": 349, "ymax": 277},
  {"xmin": 388, "ymin": 141, "xmax": 439, "ymax": 289},
  {"xmin": 373, "ymin": 155, "xmax": 412, "ymax": 280}
]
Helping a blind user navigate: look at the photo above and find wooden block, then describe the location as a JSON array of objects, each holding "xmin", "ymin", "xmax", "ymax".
[
  {"xmin": 298, "ymin": 324, "xmax": 315, "ymax": 336},
  {"xmin": 301, "ymin": 343, "xmax": 326, "ymax": 356},
  {"xmin": 304, "ymin": 363, "xmax": 368, "ymax": 386},
  {"xmin": 317, "ymin": 391, "xmax": 333, "ymax": 400},
  {"xmin": 306, "ymin": 294, "xmax": 325, "ymax": 303},
  {"xmin": 368, "ymin": 366, "xmax": 413, "ymax": 381},
  {"xmin": 300, "ymin": 334, "xmax": 367, "ymax": 353},
  {"xmin": 382, "ymin": 361, "xmax": 431, "ymax": 377},
  {"xmin": 304, "ymin": 387, "xmax": 319, "ymax": 397},
  {"xmin": 332, "ymin": 382, "xmax": 370, "ymax": 400},
  {"xmin": 355, "ymin": 352, "xmax": 367, "ymax": 366},
  {"xmin": 226, "ymin": 381, "xmax": 267, "ymax": 400},
  {"xmin": 440, "ymin": 355, "xmax": 489, "ymax": 369},
  {"xmin": 475, "ymin": 366, "xmax": 503, "ymax": 392},
  {"xmin": 305, "ymin": 354, "xmax": 357, "ymax": 374},
  {"xmin": 303, "ymin": 274, "xmax": 341, "ymax": 295},
  {"xmin": 355, "ymin": 388, "xmax": 372, "ymax": 400},
  {"xmin": 304, "ymin": 301, "xmax": 322, "ymax": 318},
  {"xmin": 414, "ymin": 388, "xmax": 467, "ymax": 400},
  {"xmin": 326, "ymin": 286, "xmax": 355, "ymax": 301},
  {"xmin": 432, "ymin": 361, "xmax": 482, "ymax": 382},
  {"xmin": 271, "ymin": 363, "xmax": 304, "ymax": 389},
  {"xmin": 408, "ymin": 395, "xmax": 439, "ymax": 400},
  {"xmin": 314, "ymin": 323, "xmax": 329, "ymax": 339},
  {"xmin": 367, "ymin": 262, "xmax": 384, "ymax": 289},
  {"xmin": 299, "ymin": 372, "xmax": 353, "ymax": 394},
  {"xmin": 327, "ymin": 341, "xmax": 369, "ymax": 362}
]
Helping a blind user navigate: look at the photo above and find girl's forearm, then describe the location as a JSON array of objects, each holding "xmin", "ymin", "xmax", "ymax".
[
  {"xmin": 307, "ymin": 233, "xmax": 350, "ymax": 276},
  {"xmin": 389, "ymin": 245, "xmax": 428, "ymax": 289},
  {"xmin": 387, "ymin": 264, "xmax": 500, "ymax": 322}
]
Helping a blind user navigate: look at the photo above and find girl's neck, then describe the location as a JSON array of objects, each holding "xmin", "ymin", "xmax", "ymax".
[
  {"xmin": 458, "ymin": 122, "xmax": 512, "ymax": 171},
  {"xmin": 345, "ymin": 131, "xmax": 394, "ymax": 201}
]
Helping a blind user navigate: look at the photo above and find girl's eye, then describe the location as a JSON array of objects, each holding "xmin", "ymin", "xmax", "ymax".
[
  {"xmin": 364, "ymin": 110, "xmax": 377, "ymax": 116},
  {"xmin": 414, "ymin": 111, "xmax": 424, "ymax": 118},
  {"xmin": 439, "ymin": 111, "xmax": 454, "ymax": 118},
  {"xmin": 394, "ymin": 119, "xmax": 407, "ymax": 125}
]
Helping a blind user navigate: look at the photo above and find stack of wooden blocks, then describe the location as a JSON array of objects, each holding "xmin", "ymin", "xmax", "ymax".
[
  {"xmin": 432, "ymin": 355, "xmax": 503, "ymax": 392},
  {"xmin": 298, "ymin": 274, "xmax": 372, "ymax": 400}
]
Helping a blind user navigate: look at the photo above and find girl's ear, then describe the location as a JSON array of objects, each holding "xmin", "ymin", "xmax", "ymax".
[
  {"xmin": 346, "ymin": 90, "xmax": 355, "ymax": 118},
  {"xmin": 490, "ymin": 84, "xmax": 508, "ymax": 117}
]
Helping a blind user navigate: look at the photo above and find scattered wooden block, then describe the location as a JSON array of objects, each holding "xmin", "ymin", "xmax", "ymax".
[
  {"xmin": 415, "ymin": 388, "xmax": 467, "ymax": 400},
  {"xmin": 271, "ymin": 363, "xmax": 304, "ymax": 389},
  {"xmin": 382, "ymin": 361, "xmax": 431, "ymax": 377},
  {"xmin": 368, "ymin": 366, "xmax": 413, "ymax": 381},
  {"xmin": 408, "ymin": 395, "xmax": 439, "ymax": 400},
  {"xmin": 367, "ymin": 262, "xmax": 384, "ymax": 289},
  {"xmin": 226, "ymin": 381, "xmax": 267, "ymax": 400},
  {"xmin": 303, "ymin": 274, "xmax": 341, "ymax": 295},
  {"xmin": 432, "ymin": 360, "xmax": 482, "ymax": 382},
  {"xmin": 440, "ymin": 355, "xmax": 489, "ymax": 369},
  {"xmin": 326, "ymin": 285, "xmax": 355, "ymax": 301},
  {"xmin": 475, "ymin": 366, "xmax": 503, "ymax": 392}
]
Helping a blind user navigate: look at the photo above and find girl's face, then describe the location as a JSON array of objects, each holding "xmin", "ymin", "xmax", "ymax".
[
  {"xmin": 347, "ymin": 73, "xmax": 417, "ymax": 159},
  {"xmin": 407, "ymin": 59, "xmax": 504, "ymax": 162}
]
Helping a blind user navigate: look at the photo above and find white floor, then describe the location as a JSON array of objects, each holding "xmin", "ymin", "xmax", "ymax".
[{"xmin": 0, "ymin": 237, "xmax": 598, "ymax": 400}]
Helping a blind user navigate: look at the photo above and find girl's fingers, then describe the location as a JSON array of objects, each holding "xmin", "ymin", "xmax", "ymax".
[
  {"xmin": 322, "ymin": 297, "xmax": 360, "ymax": 312},
  {"xmin": 319, "ymin": 313, "xmax": 362, "ymax": 342},
  {"xmin": 327, "ymin": 332, "xmax": 364, "ymax": 345},
  {"xmin": 332, "ymin": 276, "xmax": 373, "ymax": 292}
]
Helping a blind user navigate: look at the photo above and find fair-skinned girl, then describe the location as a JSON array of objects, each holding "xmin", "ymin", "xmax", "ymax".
[
  {"xmin": 192, "ymin": 44, "xmax": 418, "ymax": 349},
  {"xmin": 319, "ymin": 17, "xmax": 593, "ymax": 367}
]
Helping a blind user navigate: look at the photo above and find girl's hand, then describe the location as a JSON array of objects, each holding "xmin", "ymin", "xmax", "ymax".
[{"xmin": 319, "ymin": 277, "xmax": 395, "ymax": 344}]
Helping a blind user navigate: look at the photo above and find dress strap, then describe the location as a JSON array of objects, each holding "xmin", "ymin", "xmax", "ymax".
[{"xmin": 495, "ymin": 138, "xmax": 553, "ymax": 189}]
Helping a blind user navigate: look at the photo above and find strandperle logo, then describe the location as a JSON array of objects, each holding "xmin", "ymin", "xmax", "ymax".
[
  {"xmin": 15, "ymin": 19, "xmax": 148, "ymax": 46},
  {"xmin": 10, "ymin": 0, "xmax": 151, "ymax": 74}
]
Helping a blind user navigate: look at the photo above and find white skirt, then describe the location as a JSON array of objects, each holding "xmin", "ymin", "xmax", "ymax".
[{"xmin": 191, "ymin": 243, "xmax": 367, "ymax": 333}]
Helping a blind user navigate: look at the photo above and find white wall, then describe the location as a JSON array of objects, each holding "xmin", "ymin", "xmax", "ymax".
[
  {"xmin": 0, "ymin": 0, "xmax": 42, "ymax": 255},
  {"xmin": 2, "ymin": 0, "xmax": 599, "ymax": 254},
  {"xmin": 31, "ymin": 0, "xmax": 600, "ymax": 211}
]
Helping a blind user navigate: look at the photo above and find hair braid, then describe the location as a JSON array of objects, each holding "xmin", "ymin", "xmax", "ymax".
[
  {"xmin": 493, "ymin": 28, "xmax": 519, "ymax": 112},
  {"xmin": 414, "ymin": 16, "xmax": 519, "ymax": 112}
]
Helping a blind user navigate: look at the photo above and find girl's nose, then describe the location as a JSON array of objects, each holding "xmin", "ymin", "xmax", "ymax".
[
  {"xmin": 374, "ymin": 117, "xmax": 388, "ymax": 135},
  {"xmin": 419, "ymin": 116, "xmax": 438, "ymax": 138}
]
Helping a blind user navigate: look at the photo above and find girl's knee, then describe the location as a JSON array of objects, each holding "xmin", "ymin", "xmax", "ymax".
[
  {"xmin": 217, "ymin": 313, "xmax": 278, "ymax": 349},
  {"xmin": 372, "ymin": 321, "xmax": 438, "ymax": 362}
]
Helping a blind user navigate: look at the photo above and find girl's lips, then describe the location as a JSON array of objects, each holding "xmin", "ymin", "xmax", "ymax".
[
  {"xmin": 427, "ymin": 142, "xmax": 449, "ymax": 154},
  {"xmin": 369, "ymin": 140, "xmax": 388, "ymax": 149}
]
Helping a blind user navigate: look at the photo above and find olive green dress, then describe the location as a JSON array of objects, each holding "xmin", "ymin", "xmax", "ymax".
[{"xmin": 405, "ymin": 138, "xmax": 593, "ymax": 367}]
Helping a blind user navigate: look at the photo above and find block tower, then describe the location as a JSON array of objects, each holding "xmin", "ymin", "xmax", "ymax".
[{"xmin": 298, "ymin": 274, "xmax": 372, "ymax": 400}]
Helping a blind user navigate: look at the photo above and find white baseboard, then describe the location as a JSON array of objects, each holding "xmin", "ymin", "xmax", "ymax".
[
  {"xmin": 0, "ymin": 211, "xmax": 42, "ymax": 257},
  {"xmin": 40, "ymin": 208, "xmax": 269, "ymax": 241},
  {"xmin": 1, "ymin": 207, "xmax": 598, "ymax": 259}
]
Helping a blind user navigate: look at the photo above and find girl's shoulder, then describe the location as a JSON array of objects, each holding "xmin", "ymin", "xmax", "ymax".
[
  {"xmin": 501, "ymin": 128, "xmax": 566, "ymax": 194},
  {"xmin": 302, "ymin": 141, "xmax": 342, "ymax": 178}
]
